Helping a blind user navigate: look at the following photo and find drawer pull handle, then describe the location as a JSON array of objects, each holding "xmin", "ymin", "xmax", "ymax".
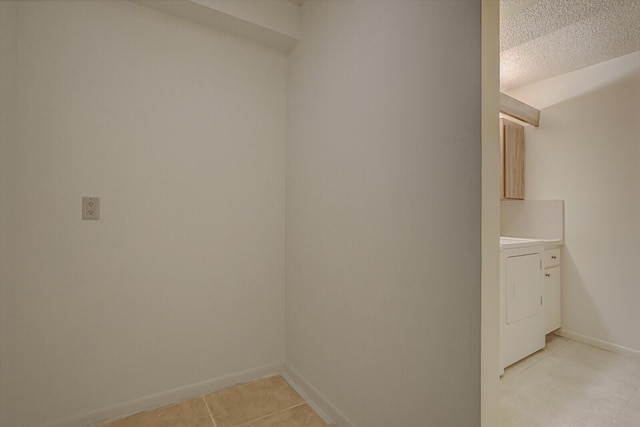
[
  {"xmin": 545, "ymin": 273, "xmax": 551, "ymax": 278},
  {"xmin": 551, "ymin": 255, "xmax": 557, "ymax": 259}
]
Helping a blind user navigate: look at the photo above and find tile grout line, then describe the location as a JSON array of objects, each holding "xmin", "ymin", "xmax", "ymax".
[
  {"xmin": 202, "ymin": 396, "xmax": 219, "ymax": 427},
  {"xmin": 614, "ymin": 385, "xmax": 640, "ymax": 421},
  {"xmin": 518, "ymin": 337, "xmax": 571, "ymax": 375},
  {"xmin": 502, "ymin": 337, "xmax": 572, "ymax": 380},
  {"xmin": 234, "ymin": 402, "xmax": 309, "ymax": 427}
]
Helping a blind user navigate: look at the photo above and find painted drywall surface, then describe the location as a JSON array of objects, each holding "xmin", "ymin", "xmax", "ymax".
[
  {"xmin": 286, "ymin": 1, "xmax": 482, "ymax": 426},
  {"xmin": 198, "ymin": 0, "xmax": 301, "ymax": 39},
  {"xmin": 481, "ymin": 1, "xmax": 501, "ymax": 426},
  {"xmin": 0, "ymin": 1, "xmax": 18, "ymax": 424},
  {"xmin": 5, "ymin": 1, "xmax": 286, "ymax": 425},
  {"xmin": 134, "ymin": 0, "xmax": 300, "ymax": 52},
  {"xmin": 519, "ymin": 70, "xmax": 640, "ymax": 351}
]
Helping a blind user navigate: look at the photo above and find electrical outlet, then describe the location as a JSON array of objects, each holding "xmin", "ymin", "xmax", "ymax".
[{"xmin": 82, "ymin": 197, "xmax": 100, "ymax": 220}]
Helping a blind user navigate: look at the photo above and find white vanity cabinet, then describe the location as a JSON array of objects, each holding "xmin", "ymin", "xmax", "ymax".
[{"xmin": 543, "ymin": 247, "xmax": 561, "ymax": 334}]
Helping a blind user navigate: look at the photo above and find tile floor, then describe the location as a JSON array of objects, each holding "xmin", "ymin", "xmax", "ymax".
[
  {"xmin": 501, "ymin": 334, "xmax": 640, "ymax": 427},
  {"xmin": 99, "ymin": 375, "xmax": 329, "ymax": 427}
]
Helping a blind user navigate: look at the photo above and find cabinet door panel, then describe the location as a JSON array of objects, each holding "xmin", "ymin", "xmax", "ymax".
[
  {"xmin": 544, "ymin": 266, "xmax": 561, "ymax": 333},
  {"xmin": 506, "ymin": 253, "xmax": 542, "ymax": 324},
  {"xmin": 500, "ymin": 120, "xmax": 505, "ymax": 199},
  {"xmin": 501, "ymin": 118, "xmax": 525, "ymax": 200}
]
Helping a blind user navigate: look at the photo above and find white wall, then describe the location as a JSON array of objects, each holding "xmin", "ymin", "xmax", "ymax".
[
  {"xmin": 515, "ymin": 68, "xmax": 640, "ymax": 352},
  {"xmin": 286, "ymin": 1, "xmax": 482, "ymax": 426},
  {"xmin": 2, "ymin": 2, "xmax": 287, "ymax": 426},
  {"xmin": 134, "ymin": 0, "xmax": 301, "ymax": 52},
  {"xmin": 481, "ymin": 1, "xmax": 501, "ymax": 425},
  {"xmin": 0, "ymin": 1, "xmax": 19, "ymax": 423}
]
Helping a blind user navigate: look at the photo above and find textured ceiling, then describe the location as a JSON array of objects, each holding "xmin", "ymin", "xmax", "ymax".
[{"xmin": 500, "ymin": 0, "xmax": 640, "ymax": 91}]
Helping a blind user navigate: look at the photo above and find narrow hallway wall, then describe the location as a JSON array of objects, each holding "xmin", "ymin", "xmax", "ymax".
[
  {"xmin": 286, "ymin": 1, "xmax": 482, "ymax": 426},
  {"xmin": 0, "ymin": 1, "xmax": 19, "ymax": 423}
]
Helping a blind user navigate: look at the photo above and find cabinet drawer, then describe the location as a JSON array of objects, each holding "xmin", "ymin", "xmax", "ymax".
[{"xmin": 544, "ymin": 248, "xmax": 560, "ymax": 268}]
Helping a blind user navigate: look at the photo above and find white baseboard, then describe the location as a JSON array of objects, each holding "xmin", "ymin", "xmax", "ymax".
[
  {"xmin": 44, "ymin": 362, "xmax": 284, "ymax": 427},
  {"xmin": 283, "ymin": 364, "xmax": 357, "ymax": 427},
  {"xmin": 557, "ymin": 328, "xmax": 640, "ymax": 359}
]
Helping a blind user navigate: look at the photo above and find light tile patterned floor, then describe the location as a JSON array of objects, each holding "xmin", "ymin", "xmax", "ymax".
[
  {"xmin": 501, "ymin": 334, "xmax": 640, "ymax": 427},
  {"xmin": 99, "ymin": 376, "xmax": 329, "ymax": 427}
]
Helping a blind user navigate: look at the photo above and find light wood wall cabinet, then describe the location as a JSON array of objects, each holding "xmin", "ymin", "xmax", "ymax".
[{"xmin": 501, "ymin": 118, "xmax": 525, "ymax": 200}]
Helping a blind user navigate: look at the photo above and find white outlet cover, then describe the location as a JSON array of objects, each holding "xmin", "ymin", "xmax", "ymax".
[{"xmin": 82, "ymin": 197, "xmax": 100, "ymax": 220}]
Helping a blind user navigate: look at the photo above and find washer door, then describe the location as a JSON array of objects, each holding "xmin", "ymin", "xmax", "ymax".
[{"xmin": 506, "ymin": 253, "xmax": 542, "ymax": 324}]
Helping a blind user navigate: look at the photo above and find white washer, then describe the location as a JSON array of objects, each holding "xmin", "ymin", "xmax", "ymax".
[{"xmin": 500, "ymin": 237, "xmax": 545, "ymax": 374}]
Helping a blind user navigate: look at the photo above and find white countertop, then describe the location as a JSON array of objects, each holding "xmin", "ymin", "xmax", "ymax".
[
  {"xmin": 500, "ymin": 236, "xmax": 545, "ymax": 249},
  {"xmin": 500, "ymin": 236, "xmax": 563, "ymax": 249},
  {"xmin": 541, "ymin": 239, "xmax": 563, "ymax": 248}
]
